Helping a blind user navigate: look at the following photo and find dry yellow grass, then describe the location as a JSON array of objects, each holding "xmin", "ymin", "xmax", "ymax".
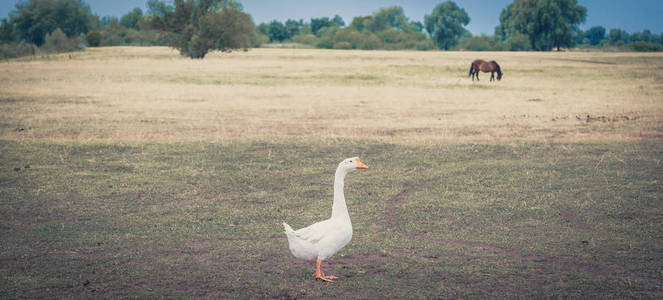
[{"xmin": 1, "ymin": 46, "xmax": 661, "ymax": 143}]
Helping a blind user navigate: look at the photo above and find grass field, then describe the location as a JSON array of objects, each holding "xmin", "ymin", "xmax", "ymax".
[
  {"xmin": 2, "ymin": 47, "xmax": 662, "ymax": 142},
  {"xmin": 1, "ymin": 47, "xmax": 662, "ymax": 298}
]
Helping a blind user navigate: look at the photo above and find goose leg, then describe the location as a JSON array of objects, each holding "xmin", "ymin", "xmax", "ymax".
[{"xmin": 314, "ymin": 258, "xmax": 337, "ymax": 282}]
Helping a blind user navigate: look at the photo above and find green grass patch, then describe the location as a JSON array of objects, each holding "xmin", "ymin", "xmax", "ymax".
[{"xmin": 1, "ymin": 139, "xmax": 662, "ymax": 298}]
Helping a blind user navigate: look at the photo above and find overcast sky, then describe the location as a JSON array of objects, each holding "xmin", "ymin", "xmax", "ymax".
[{"xmin": 1, "ymin": 0, "xmax": 661, "ymax": 35}]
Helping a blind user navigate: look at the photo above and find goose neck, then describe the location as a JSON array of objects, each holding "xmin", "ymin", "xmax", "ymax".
[{"xmin": 331, "ymin": 169, "xmax": 350, "ymax": 220}]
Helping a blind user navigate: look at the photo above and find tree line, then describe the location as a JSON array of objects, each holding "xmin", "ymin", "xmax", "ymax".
[
  {"xmin": 255, "ymin": 7, "xmax": 434, "ymax": 51},
  {"xmin": 1, "ymin": 0, "xmax": 662, "ymax": 59}
]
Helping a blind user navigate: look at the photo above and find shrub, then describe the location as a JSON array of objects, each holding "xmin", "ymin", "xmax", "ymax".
[
  {"xmin": 100, "ymin": 27, "xmax": 125, "ymax": 46},
  {"xmin": 292, "ymin": 33, "xmax": 317, "ymax": 46},
  {"xmin": 629, "ymin": 41, "xmax": 663, "ymax": 52},
  {"xmin": 86, "ymin": 30, "xmax": 102, "ymax": 47},
  {"xmin": 507, "ymin": 33, "xmax": 531, "ymax": 51},
  {"xmin": 315, "ymin": 27, "xmax": 337, "ymax": 49},
  {"xmin": 41, "ymin": 28, "xmax": 81, "ymax": 53},
  {"xmin": 357, "ymin": 32, "xmax": 382, "ymax": 50},
  {"xmin": 0, "ymin": 41, "xmax": 37, "ymax": 59},
  {"xmin": 316, "ymin": 38, "xmax": 334, "ymax": 49},
  {"xmin": 91, "ymin": 25, "xmax": 173, "ymax": 47},
  {"xmin": 462, "ymin": 36, "xmax": 491, "ymax": 51},
  {"xmin": 136, "ymin": 30, "xmax": 173, "ymax": 46},
  {"xmin": 458, "ymin": 35, "xmax": 509, "ymax": 51},
  {"xmin": 415, "ymin": 39, "xmax": 435, "ymax": 50},
  {"xmin": 384, "ymin": 31, "xmax": 426, "ymax": 50},
  {"xmin": 376, "ymin": 28, "xmax": 402, "ymax": 45},
  {"xmin": 491, "ymin": 41, "xmax": 509, "ymax": 51},
  {"xmin": 333, "ymin": 28, "xmax": 363, "ymax": 48},
  {"xmin": 252, "ymin": 33, "xmax": 269, "ymax": 47},
  {"xmin": 333, "ymin": 41, "xmax": 352, "ymax": 49}
]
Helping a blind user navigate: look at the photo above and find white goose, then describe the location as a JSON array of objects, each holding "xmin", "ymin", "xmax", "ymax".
[{"xmin": 283, "ymin": 157, "xmax": 368, "ymax": 282}]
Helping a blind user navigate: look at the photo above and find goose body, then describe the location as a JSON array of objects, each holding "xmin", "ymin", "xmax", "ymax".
[
  {"xmin": 283, "ymin": 157, "xmax": 368, "ymax": 282},
  {"xmin": 283, "ymin": 217, "xmax": 352, "ymax": 261}
]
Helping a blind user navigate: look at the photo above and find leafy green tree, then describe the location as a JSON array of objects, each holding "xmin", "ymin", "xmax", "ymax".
[
  {"xmin": 198, "ymin": 10, "xmax": 251, "ymax": 55},
  {"xmin": 268, "ymin": 20, "xmax": 287, "ymax": 42},
  {"xmin": 0, "ymin": 18, "xmax": 17, "ymax": 42},
  {"xmin": 350, "ymin": 16, "xmax": 372, "ymax": 32},
  {"xmin": 639, "ymin": 29, "xmax": 653, "ymax": 43},
  {"xmin": 284, "ymin": 19, "xmax": 303, "ymax": 38},
  {"xmin": 409, "ymin": 21, "xmax": 424, "ymax": 32},
  {"xmin": 584, "ymin": 26, "xmax": 605, "ymax": 46},
  {"xmin": 256, "ymin": 23, "xmax": 269, "ymax": 36},
  {"xmin": 293, "ymin": 6, "xmax": 425, "ymax": 51},
  {"xmin": 310, "ymin": 17, "xmax": 333, "ymax": 36},
  {"xmin": 653, "ymin": 33, "xmax": 663, "ymax": 45},
  {"xmin": 424, "ymin": 1, "xmax": 470, "ymax": 50},
  {"xmin": 607, "ymin": 28, "xmax": 629, "ymax": 46},
  {"xmin": 573, "ymin": 29, "xmax": 584, "ymax": 45},
  {"xmin": 351, "ymin": 6, "xmax": 420, "ymax": 34},
  {"xmin": 172, "ymin": 0, "xmax": 254, "ymax": 58},
  {"xmin": 332, "ymin": 15, "xmax": 345, "ymax": 27},
  {"xmin": 101, "ymin": 16, "xmax": 119, "ymax": 27},
  {"xmin": 370, "ymin": 7, "xmax": 407, "ymax": 31},
  {"xmin": 146, "ymin": 0, "xmax": 174, "ymax": 17},
  {"xmin": 10, "ymin": 0, "xmax": 97, "ymax": 46},
  {"xmin": 120, "ymin": 8, "xmax": 144, "ymax": 30},
  {"xmin": 495, "ymin": 0, "xmax": 587, "ymax": 51},
  {"xmin": 328, "ymin": 6, "xmax": 426, "ymax": 50}
]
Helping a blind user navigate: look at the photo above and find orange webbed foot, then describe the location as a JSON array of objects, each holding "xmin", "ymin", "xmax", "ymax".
[
  {"xmin": 314, "ymin": 274, "xmax": 335, "ymax": 282},
  {"xmin": 314, "ymin": 258, "xmax": 338, "ymax": 282}
]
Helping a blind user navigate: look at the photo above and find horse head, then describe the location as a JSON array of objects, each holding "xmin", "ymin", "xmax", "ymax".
[{"xmin": 494, "ymin": 62, "xmax": 503, "ymax": 81}]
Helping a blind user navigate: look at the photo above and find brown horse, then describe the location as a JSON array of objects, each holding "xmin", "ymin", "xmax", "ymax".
[{"xmin": 469, "ymin": 59, "xmax": 503, "ymax": 82}]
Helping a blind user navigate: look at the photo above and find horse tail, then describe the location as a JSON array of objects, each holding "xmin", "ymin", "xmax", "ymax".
[{"xmin": 468, "ymin": 63, "xmax": 474, "ymax": 77}]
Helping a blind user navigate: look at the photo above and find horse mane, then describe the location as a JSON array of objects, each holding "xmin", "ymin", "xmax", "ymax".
[{"xmin": 491, "ymin": 61, "xmax": 502, "ymax": 76}]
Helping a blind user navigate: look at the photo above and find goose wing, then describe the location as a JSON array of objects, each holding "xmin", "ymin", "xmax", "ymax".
[{"xmin": 291, "ymin": 219, "xmax": 333, "ymax": 244}]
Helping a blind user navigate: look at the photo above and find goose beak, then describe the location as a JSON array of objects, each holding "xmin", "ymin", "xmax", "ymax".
[{"xmin": 356, "ymin": 157, "xmax": 368, "ymax": 170}]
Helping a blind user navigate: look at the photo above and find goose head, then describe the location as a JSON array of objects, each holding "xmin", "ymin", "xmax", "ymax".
[{"xmin": 338, "ymin": 157, "xmax": 368, "ymax": 174}]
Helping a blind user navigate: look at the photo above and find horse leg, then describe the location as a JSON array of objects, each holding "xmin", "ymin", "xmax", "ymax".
[{"xmin": 490, "ymin": 72, "xmax": 494, "ymax": 82}]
